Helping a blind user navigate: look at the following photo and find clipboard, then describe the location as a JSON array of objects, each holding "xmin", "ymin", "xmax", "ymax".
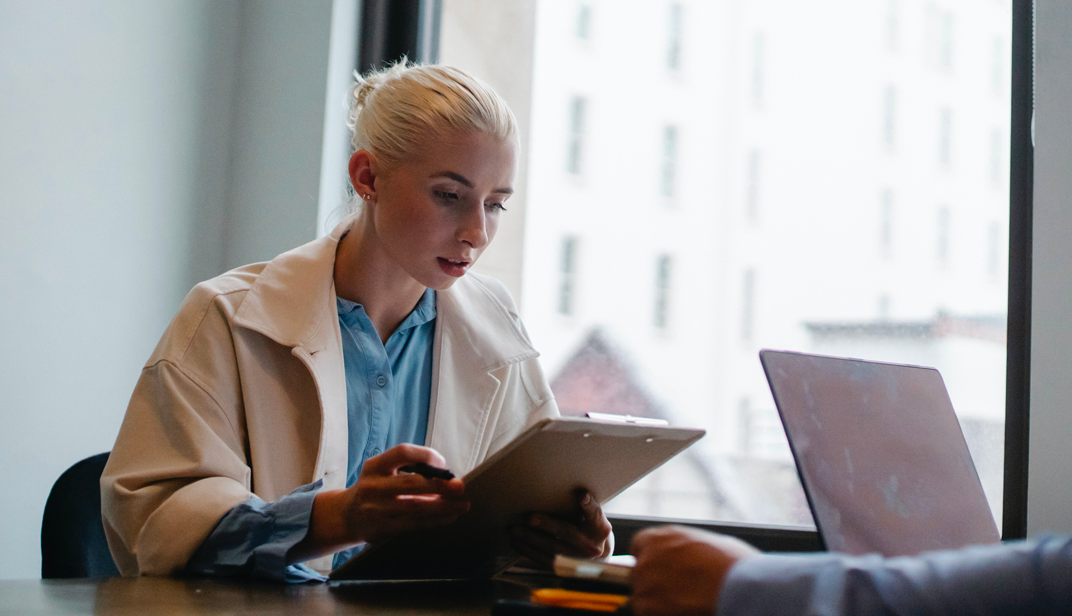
[{"xmin": 329, "ymin": 417, "xmax": 705, "ymax": 581}]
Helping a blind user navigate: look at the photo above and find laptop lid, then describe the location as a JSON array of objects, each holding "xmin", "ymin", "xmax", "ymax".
[{"xmin": 760, "ymin": 350, "xmax": 1000, "ymax": 557}]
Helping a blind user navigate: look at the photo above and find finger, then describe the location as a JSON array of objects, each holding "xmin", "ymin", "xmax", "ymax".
[
  {"xmin": 528, "ymin": 514, "xmax": 603, "ymax": 557},
  {"xmin": 362, "ymin": 474, "xmax": 466, "ymax": 499},
  {"xmin": 630, "ymin": 525, "xmax": 677, "ymax": 556},
  {"xmin": 510, "ymin": 526, "xmax": 569, "ymax": 566},
  {"xmin": 361, "ymin": 443, "xmax": 448, "ymax": 475},
  {"xmin": 385, "ymin": 494, "xmax": 471, "ymax": 516},
  {"xmin": 577, "ymin": 490, "xmax": 600, "ymax": 522},
  {"xmin": 576, "ymin": 492, "xmax": 613, "ymax": 547},
  {"xmin": 368, "ymin": 511, "xmax": 465, "ymax": 543},
  {"xmin": 511, "ymin": 536, "xmax": 554, "ymax": 568},
  {"xmin": 511, "ymin": 524, "xmax": 583, "ymax": 561}
]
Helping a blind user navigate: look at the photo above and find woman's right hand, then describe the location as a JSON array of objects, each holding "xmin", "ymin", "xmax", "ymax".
[{"xmin": 290, "ymin": 444, "xmax": 469, "ymax": 562}]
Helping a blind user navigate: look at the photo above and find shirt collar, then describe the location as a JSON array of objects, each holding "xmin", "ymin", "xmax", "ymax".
[{"xmin": 336, "ymin": 288, "xmax": 437, "ymax": 335}]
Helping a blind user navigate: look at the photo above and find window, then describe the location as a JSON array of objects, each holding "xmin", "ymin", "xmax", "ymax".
[
  {"xmin": 566, "ymin": 96, "xmax": 586, "ymax": 174},
  {"xmin": 880, "ymin": 189, "xmax": 893, "ymax": 257},
  {"xmin": 559, "ymin": 237, "xmax": 578, "ymax": 315},
  {"xmin": 667, "ymin": 3, "xmax": 683, "ymax": 70},
  {"xmin": 741, "ymin": 268, "xmax": 755, "ymax": 342},
  {"xmin": 992, "ymin": 37, "xmax": 1004, "ymax": 94},
  {"xmin": 939, "ymin": 107, "xmax": 952, "ymax": 166},
  {"xmin": 991, "ymin": 128, "xmax": 1003, "ymax": 185},
  {"xmin": 654, "ymin": 254, "xmax": 672, "ymax": 329},
  {"xmin": 660, "ymin": 126, "xmax": 678, "ymax": 198},
  {"xmin": 937, "ymin": 206, "xmax": 951, "ymax": 266},
  {"xmin": 886, "ymin": 0, "xmax": 899, "ymax": 51},
  {"xmin": 439, "ymin": 0, "xmax": 1012, "ymax": 530},
  {"xmin": 575, "ymin": 1, "xmax": 592, "ymax": 41},
  {"xmin": 883, "ymin": 86, "xmax": 897, "ymax": 150},
  {"xmin": 877, "ymin": 294, "xmax": 891, "ymax": 320},
  {"xmin": 940, "ymin": 11, "xmax": 954, "ymax": 71},
  {"xmin": 988, "ymin": 222, "xmax": 1001, "ymax": 278},
  {"xmin": 751, "ymin": 33, "xmax": 765, "ymax": 109},
  {"xmin": 746, "ymin": 150, "xmax": 761, "ymax": 220}
]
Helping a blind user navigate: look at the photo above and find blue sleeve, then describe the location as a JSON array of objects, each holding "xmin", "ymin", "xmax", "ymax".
[
  {"xmin": 717, "ymin": 536, "xmax": 1072, "ymax": 616},
  {"xmin": 186, "ymin": 481, "xmax": 328, "ymax": 583}
]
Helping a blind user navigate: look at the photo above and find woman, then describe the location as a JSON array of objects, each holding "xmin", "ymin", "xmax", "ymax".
[{"xmin": 101, "ymin": 63, "xmax": 612, "ymax": 581}]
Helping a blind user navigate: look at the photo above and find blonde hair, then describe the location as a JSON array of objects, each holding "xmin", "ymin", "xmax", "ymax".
[{"xmin": 347, "ymin": 62, "xmax": 518, "ymax": 170}]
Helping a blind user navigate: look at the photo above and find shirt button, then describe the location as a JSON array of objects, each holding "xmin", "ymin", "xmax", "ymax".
[
  {"xmin": 376, "ymin": 374, "xmax": 387, "ymax": 387},
  {"xmin": 371, "ymin": 448, "xmax": 381, "ymax": 456}
]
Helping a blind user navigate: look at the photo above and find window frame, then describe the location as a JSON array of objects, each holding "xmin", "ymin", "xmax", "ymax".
[{"xmin": 376, "ymin": 0, "xmax": 1033, "ymax": 550}]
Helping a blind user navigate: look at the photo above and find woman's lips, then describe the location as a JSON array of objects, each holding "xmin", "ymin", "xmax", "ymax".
[{"xmin": 437, "ymin": 257, "xmax": 470, "ymax": 277}]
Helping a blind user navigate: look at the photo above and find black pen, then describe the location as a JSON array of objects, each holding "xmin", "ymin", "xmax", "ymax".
[{"xmin": 399, "ymin": 462, "xmax": 455, "ymax": 480}]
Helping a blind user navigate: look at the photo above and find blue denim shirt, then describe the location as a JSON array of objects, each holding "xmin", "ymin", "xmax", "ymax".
[{"xmin": 187, "ymin": 289, "xmax": 437, "ymax": 581}]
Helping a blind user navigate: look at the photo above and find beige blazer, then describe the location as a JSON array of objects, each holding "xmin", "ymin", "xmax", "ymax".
[{"xmin": 101, "ymin": 224, "xmax": 559, "ymax": 576}]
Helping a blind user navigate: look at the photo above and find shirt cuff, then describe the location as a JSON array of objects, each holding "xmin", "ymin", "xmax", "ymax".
[{"xmin": 187, "ymin": 480, "xmax": 327, "ymax": 583}]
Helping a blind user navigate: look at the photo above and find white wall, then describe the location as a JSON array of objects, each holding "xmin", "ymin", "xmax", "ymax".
[
  {"xmin": 1028, "ymin": 0, "xmax": 1072, "ymax": 536},
  {"xmin": 0, "ymin": 0, "xmax": 333, "ymax": 579}
]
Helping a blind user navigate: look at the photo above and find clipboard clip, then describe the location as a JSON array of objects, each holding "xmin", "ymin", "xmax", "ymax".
[{"xmin": 585, "ymin": 412, "xmax": 669, "ymax": 426}]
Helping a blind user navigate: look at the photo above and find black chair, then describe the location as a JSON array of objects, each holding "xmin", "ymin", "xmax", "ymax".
[{"xmin": 41, "ymin": 452, "xmax": 121, "ymax": 578}]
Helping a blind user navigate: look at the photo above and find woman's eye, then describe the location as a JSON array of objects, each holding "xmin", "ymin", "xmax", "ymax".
[
  {"xmin": 434, "ymin": 190, "xmax": 460, "ymax": 202},
  {"xmin": 485, "ymin": 202, "xmax": 507, "ymax": 212}
]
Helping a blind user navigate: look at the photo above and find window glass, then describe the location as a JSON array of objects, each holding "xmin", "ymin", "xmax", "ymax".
[{"xmin": 440, "ymin": 0, "xmax": 1011, "ymax": 527}]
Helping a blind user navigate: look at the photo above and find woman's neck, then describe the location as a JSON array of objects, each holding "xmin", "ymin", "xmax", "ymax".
[{"xmin": 333, "ymin": 215, "xmax": 427, "ymax": 344}]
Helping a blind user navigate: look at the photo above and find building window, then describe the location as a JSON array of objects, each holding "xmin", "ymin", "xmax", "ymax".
[
  {"xmin": 937, "ymin": 206, "xmax": 951, "ymax": 266},
  {"xmin": 992, "ymin": 37, "xmax": 1004, "ymax": 94},
  {"xmin": 878, "ymin": 295, "xmax": 891, "ymax": 320},
  {"xmin": 660, "ymin": 126, "xmax": 678, "ymax": 198},
  {"xmin": 939, "ymin": 107, "xmax": 952, "ymax": 166},
  {"xmin": 880, "ymin": 189, "xmax": 894, "ymax": 257},
  {"xmin": 746, "ymin": 149, "xmax": 761, "ymax": 220},
  {"xmin": 990, "ymin": 128, "xmax": 1003, "ymax": 185},
  {"xmin": 883, "ymin": 85, "xmax": 897, "ymax": 150},
  {"xmin": 558, "ymin": 236, "xmax": 578, "ymax": 315},
  {"xmin": 575, "ymin": 0, "xmax": 591, "ymax": 41},
  {"xmin": 939, "ymin": 11, "xmax": 954, "ymax": 71},
  {"xmin": 741, "ymin": 268, "xmax": 755, "ymax": 341},
  {"xmin": 988, "ymin": 222, "xmax": 1001, "ymax": 278},
  {"xmin": 738, "ymin": 397, "xmax": 752, "ymax": 455},
  {"xmin": 567, "ymin": 96, "xmax": 587, "ymax": 174},
  {"xmin": 886, "ymin": 0, "xmax": 899, "ymax": 51},
  {"xmin": 751, "ymin": 33, "xmax": 765, "ymax": 109},
  {"xmin": 654, "ymin": 254, "xmax": 672, "ymax": 329},
  {"xmin": 667, "ymin": 3, "xmax": 683, "ymax": 70}
]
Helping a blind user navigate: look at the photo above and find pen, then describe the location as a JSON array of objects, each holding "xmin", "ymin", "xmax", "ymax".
[{"xmin": 398, "ymin": 462, "xmax": 455, "ymax": 480}]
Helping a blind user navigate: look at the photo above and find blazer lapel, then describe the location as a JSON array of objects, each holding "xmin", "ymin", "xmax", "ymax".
[{"xmin": 427, "ymin": 275, "xmax": 538, "ymax": 473}]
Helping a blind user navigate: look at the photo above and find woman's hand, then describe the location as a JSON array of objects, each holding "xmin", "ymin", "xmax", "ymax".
[
  {"xmin": 629, "ymin": 525, "xmax": 759, "ymax": 616},
  {"xmin": 509, "ymin": 490, "xmax": 613, "ymax": 567},
  {"xmin": 291, "ymin": 444, "xmax": 469, "ymax": 562}
]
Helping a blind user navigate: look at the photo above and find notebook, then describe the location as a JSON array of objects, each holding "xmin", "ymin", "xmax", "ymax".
[{"xmin": 760, "ymin": 349, "xmax": 1000, "ymax": 557}]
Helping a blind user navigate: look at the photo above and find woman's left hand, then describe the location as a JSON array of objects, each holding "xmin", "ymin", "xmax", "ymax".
[{"xmin": 509, "ymin": 490, "xmax": 613, "ymax": 567}]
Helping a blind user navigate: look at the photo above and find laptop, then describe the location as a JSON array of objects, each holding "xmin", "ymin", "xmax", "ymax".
[{"xmin": 760, "ymin": 350, "xmax": 1000, "ymax": 557}]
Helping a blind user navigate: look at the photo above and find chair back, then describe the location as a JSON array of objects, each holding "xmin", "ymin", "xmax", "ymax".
[{"xmin": 41, "ymin": 452, "xmax": 120, "ymax": 578}]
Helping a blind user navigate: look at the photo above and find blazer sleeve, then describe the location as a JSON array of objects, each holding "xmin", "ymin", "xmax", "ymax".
[
  {"xmin": 101, "ymin": 281, "xmax": 260, "ymax": 579},
  {"xmin": 717, "ymin": 536, "xmax": 1072, "ymax": 616}
]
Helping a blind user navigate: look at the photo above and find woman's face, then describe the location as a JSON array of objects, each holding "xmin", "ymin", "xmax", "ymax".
[{"xmin": 364, "ymin": 130, "xmax": 517, "ymax": 291}]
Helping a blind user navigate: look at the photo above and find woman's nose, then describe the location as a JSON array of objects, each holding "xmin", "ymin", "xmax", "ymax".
[{"xmin": 457, "ymin": 204, "xmax": 489, "ymax": 249}]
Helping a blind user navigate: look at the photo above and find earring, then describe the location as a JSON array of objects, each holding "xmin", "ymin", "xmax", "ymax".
[{"xmin": 361, "ymin": 194, "xmax": 371, "ymax": 201}]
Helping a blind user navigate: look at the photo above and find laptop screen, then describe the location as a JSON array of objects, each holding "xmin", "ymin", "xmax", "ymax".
[{"xmin": 761, "ymin": 350, "xmax": 1000, "ymax": 557}]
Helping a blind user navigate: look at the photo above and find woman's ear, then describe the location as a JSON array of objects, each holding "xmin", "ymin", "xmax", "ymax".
[{"xmin": 349, "ymin": 150, "xmax": 377, "ymax": 201}]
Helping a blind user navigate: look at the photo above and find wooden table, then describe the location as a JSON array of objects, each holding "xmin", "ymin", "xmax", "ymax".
[{"xmin": 0, "ymin": 576, "xmax": 542, "ymax": 615}]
